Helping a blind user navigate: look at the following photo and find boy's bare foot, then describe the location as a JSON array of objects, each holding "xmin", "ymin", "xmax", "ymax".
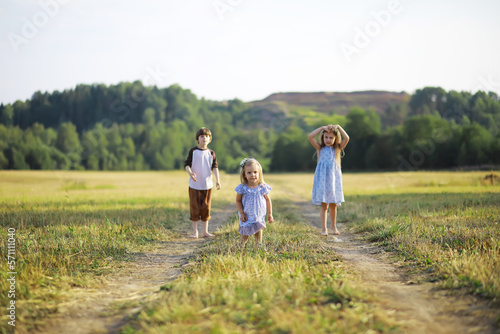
[
  {"xmin": 190, "ymin": 231, "xmax": 199, "ymax": 238},
  {"xmin": 202, "ymin": 233, "xmax": 215, "ymax": 238}
]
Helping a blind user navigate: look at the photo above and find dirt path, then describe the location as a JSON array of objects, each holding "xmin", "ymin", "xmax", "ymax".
[
  {"xmin": 294, "ymin": 200, "xmax": 498, "ymax": 334},
  {"xmin": 39, "ymin": 204, "xmax": 235, "ymax": 334},
  {"xmin": 38, "ymin": 200, "xmax": 497, "ymax": 334}
]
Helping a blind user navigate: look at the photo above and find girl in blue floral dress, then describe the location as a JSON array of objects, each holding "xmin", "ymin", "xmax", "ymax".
[
  {"xmin": 235, "ymin": 158, "xmax": 274, "ymax": 246},
  {"xmin": 308, "ymin": 124, "xmax": 349, "ymax": 236}
]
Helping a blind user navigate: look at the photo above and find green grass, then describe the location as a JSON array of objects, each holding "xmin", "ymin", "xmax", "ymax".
[
  {"xmin": 123, "ymin": 201, "xmax": 398, "ymax": 333},
  {"xmin": 345, "ymin": 192, "xmax": 500, "ymax": 300},
  {"xmin": 0, "ymin": 170, "xmax": 499, "ymax": 333},
  {"xmin": 0, "ymin": 200, "xmax": 184, "ymax": 332},
  {"xmin": 0, "ymin": 170, "xmax": 241, "ymax": 333}
]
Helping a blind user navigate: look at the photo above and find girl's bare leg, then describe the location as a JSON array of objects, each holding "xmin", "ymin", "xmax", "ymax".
[
  {"xmin": 254, "ymin": 229, "xmax": 263, "ymax": 243},
  {"xmin": 329, "ymin": 203, "xmax": 340, "ymax": 235},
  {"xmin": 320, "ymin": 203, "xmax": 328, "ymax": 235},
  {"xmin": 202, "ymin": 221, "xmax": 215, "ymax": 237},
  {"xmin": 241, "ymin": 235, "xmax": 250, "ymax": 246},
  {"xmin": 191, "ymin": 220, "xmax": 199, "ymax": 238}
]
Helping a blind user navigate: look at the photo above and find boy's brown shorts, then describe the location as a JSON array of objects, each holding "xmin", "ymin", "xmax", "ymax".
[{"xmin": 188, "ymin": 187, "xmax": 212, "ymax": 221}]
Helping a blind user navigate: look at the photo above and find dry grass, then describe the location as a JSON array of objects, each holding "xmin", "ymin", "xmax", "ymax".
[
  {"xmin": 123, "ymin": 201, "xmax": 398, "ymax": 334},
  {"xmin": 342, "ymin": 191, "xmax": 500, "ymax": 302},
  {"xmin": 1, "ymin": 170, "xmax": 499, "ymax": 333},
  {"xmin": 0, "ymin": 171, "xmax": 239, "ymax": 333}
]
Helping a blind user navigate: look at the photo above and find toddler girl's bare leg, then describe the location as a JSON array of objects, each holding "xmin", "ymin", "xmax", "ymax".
[
  {"xmin": 254, "ymin": 229, "xmax": 263, "ymax": 243},
  {"xmin": 202, "ymin": 221, "xmax": 215, "ymax": 238},
  {"xmin": 241, "ymin": 235, "xmax": 249, "ymax": 246},
  {"xmin": 191, "ymin": 220, "xmax": 199, "ymax": 238},
  {"xmin": 329, "ymin": 203, "xmax": 340, "ymax": 235},
  {"xmin": 320, "ymin": 203, "xmax": 328, "ymax": 235}
]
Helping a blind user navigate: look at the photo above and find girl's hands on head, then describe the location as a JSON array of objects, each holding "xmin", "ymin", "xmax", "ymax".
[{"xmin": 325, "ymin": 124, "xmax": 336, "ymax": 132}]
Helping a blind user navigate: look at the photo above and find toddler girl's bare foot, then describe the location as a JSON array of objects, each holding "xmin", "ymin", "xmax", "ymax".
[{"xmin": 202, "ymin": 232, "xmax": 215, "ymax": 238}]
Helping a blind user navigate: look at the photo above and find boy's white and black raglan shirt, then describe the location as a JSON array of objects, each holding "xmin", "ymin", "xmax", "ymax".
[{"xmin": 184, "ymin": 147, "xmax": 218, "ymax": 190}]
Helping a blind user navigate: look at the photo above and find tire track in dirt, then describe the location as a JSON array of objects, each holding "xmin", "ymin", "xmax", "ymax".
[
  {"xmin": 294, "ymin": 200, "xmax": 498, "ymax": 334},
  {"xmin": 38, "ymin": 204, "xmax": 236, "ymax": 334}
]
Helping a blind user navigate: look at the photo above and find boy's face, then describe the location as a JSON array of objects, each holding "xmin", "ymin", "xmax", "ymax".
[{"xmin": 197, "ymin": 134, "xmax": 211, "ymax": 148}]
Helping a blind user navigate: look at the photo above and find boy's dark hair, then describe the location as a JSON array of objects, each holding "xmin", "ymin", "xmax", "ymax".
[{"xmin": 196, "ymin": 127, "xmax": 212, "ymax": 140}]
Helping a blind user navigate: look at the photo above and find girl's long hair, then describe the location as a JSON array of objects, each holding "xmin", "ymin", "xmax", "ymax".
[
  {"xmin": 240, "ymin": 158, "xmax": 265, "ymax": 185},
  {"xmin": 319, "ymin": 129, "xmax": 344, "ymax": 167}
]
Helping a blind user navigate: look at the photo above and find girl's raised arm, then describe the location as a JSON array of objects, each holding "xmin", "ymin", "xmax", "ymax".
[
  {"xmin": 308, "ymin": 125, "xmax": 328, "ymax": 150},
  {"xmin": 335, "ymin": 125, "xmax": 350, "ymax": 150}
]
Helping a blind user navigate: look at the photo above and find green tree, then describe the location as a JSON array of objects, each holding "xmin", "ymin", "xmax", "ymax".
[
  {"xmin": 382, "ymin": 103, "xmax": 408, "ymax": 128},
  {"xmin": 270, "ymin": 127, "xmax": 314, "ymax": 172},
  {"xmin": 397, "ymin": 115, "xmax": 451, "ymax": 170},
  {"xmin": 409, "ymin": 87, "xmax": 446, "ymax": 116},
  {"xmin": 457, "ymin": 123, "xmax": 493, "ymax": 166},
  {"xmin": 0, "ymin": 104, "xmax": 14, "ymax": 126},
  {"xmin": 343, "ymin": 107, "xmax": 381, "ymax": 170},
  {"xmin": 55, "ymin": 122, "xmax": 81, "ymax": 169},
  {"xmin": 442, "ymin": 90, "xmax": 469, "ymax": 123},
  {"xmin": 81, "ymin": 124, "xmax": 109, "ymax": 170}
]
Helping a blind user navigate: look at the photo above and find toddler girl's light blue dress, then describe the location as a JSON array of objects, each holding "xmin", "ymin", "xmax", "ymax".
[
  {"xmin": 312, "ymin": 146, "xmax": 344, "ymax": 206},
  {"xmin": 235, "ymin": 183, "xmax": 271, "ymax": 235}
]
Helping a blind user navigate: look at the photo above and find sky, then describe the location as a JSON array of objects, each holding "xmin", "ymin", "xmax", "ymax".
[{"xmin": 1, "ymin": 0, "xmax": 500, "ymax": 105}]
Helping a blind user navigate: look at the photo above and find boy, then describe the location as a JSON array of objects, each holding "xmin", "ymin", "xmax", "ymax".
[{"xmin": 184, "ymin": 127, "xmax": 221, "ymax": 238}]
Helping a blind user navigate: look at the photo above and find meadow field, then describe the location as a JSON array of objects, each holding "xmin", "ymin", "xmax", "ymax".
[{"xmin": 1, "ymin": 170, "xmax": 499, "ymax": 333}]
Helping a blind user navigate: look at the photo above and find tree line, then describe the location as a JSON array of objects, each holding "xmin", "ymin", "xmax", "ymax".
[{"xmin": 1, "ymin": 83, "xmax": 499, "ymax": 172}]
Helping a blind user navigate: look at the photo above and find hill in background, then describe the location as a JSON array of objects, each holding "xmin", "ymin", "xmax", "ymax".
[
  {"xmin": 243, "ymin": 90, "xmax": 411, "ymax": 131},
  {"xmin": 251, "ymin": 90, "xmax": 410, "ymax": 115}
]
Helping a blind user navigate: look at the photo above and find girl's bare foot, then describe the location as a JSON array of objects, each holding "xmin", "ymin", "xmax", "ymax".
[
  {"xmin": 332, "ymin": 228, "xmax": 340, "ymax": 235},
  {"xmin": 321, "ymin": 231, "xmax": 328, "ymax": 236},
  {"xmin": 202, "ymin": 233, "xmax": 215, "ymax": 238}
]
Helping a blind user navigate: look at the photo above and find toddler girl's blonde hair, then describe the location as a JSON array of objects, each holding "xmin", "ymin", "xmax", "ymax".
[
  {"xmin": 239, "ymin": 158, "xmax": 265, "ymax": 185},
  {"xmin": 320, "ymin": 128, "xmax": 343, "ymax": 167}
]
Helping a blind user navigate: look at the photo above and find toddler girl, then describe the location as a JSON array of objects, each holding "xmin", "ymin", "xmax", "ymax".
[{"xmin": 235, "ymin": 158, "xmax": 274, "ymax": 246}]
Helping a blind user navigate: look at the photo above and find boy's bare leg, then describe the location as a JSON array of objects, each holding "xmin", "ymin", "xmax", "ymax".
[
  {"xmin": 191, "ymin": 220, "xmax": 199, "ymax": 238},
  {"xmin": 320, "ymin": 203, "xmax": 328, "ymax": 235},
  {"xmin": 202, "ymin": 221, "xmax": 215, "ymax": 237},
  {"xmin": 329, "ymin": 203, "xmax": 340, "ymax": 235}
]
